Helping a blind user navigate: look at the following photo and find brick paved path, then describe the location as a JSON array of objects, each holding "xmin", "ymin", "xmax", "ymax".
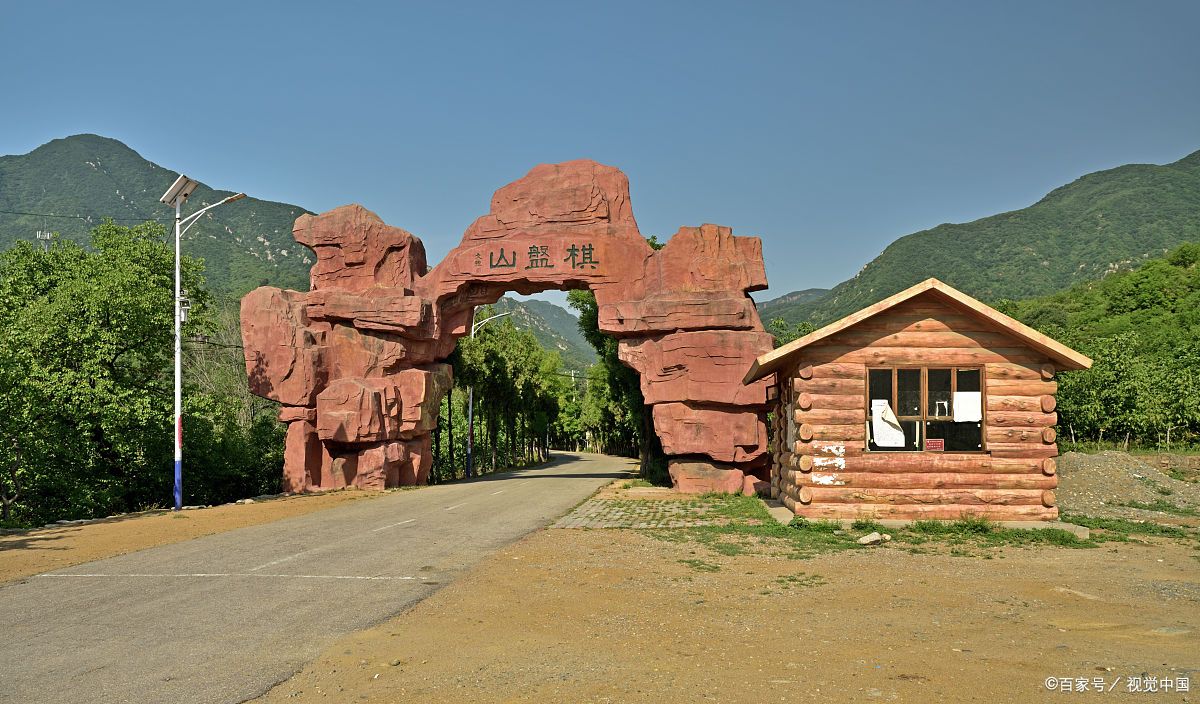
[{"xmin": 552, "ymin": 498, "xmax": 715, "ymax": 529}]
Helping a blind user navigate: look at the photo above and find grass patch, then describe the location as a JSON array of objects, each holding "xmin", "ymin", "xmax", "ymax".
[
  {"xmin": 898, "ymin": 516, "xmax": 1092, "ymax": 551},
  {"xmin": 623, "ymin": 479, "xmax": 655, "ymax": 489},
  {"xmin": 851, "ymin": 518, "xmax": 884, "ymax": 533},
  {"xmin": 1061, "ymin": 513, "xmax": 1192, "ymax": 538},
  {"xmin": 678, "ymin": 558, "xmax": 720, "ymax": 573},
  {"xmin": 775, "ymin": 571, "xmax": 826, "ymax": 588},
  {"xmin": 1119, "ymin": 499, "xmax": 1200, "ymax": 517},
  {"xmin": 644, "ymin": 495, "xmax": 862, "ymax": 559},
  {"xmin": 637, "ymin": 496, "xmax": 1145, "ymax": 561}
]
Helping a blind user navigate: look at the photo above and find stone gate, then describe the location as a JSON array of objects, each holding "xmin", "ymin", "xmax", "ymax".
[{"xmin": 241, "ymin": 160, "xmax": 774, "ymax": 493}]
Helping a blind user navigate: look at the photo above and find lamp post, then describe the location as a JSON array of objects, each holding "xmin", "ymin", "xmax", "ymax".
[
  {"xmin": 159, "ymin": 175, "xmax": 245, "ymax": 510},
  {"xmin": 465, "ymin": 310, "xmax": 511, "ymax": 479}
]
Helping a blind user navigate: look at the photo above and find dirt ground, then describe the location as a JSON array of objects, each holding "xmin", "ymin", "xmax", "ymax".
[
  {"xmin": 253, "ymin": 521, "xmax": 1197, "ymax": 703},
  {"xmin": 0, "ymin": 490, "xmax": 382, "ymax": 583},
  {"xmin": 1058, "ymin": 451, "xmax": 1200, "ymax": 526}
]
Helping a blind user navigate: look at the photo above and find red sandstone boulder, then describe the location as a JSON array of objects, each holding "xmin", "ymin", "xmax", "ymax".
[
  {"xmin": 278, "ymin": 406, "xmax": 316, "ymax": 423},
  {"xmin": 652, "ymin": 403, "xmax": 768, "ymax": 463},
  {"xmin": 617, "ymin": 331, "xmax": 774, "ymax": 407},
  {"xmin": 400, "ymin": 435, "xmax": 433, "ymax": 486},
  {"xmin": 651, "ymin": 224, "xmax": 768, "ymax": 294},
  {"xmin": 315, "ymin": 378, "xmax": 392, "ymax": 444},
  {"xmin": 326, "ymin": 323, "xmax": 455, "ymax": 378},
  {"xmin": 598, "ymin": 293, "xmax": 762, "ymax": 337},
  {"xmin": 413, "ymin": 160, "xmax": 657, "ymax": 306},
  {"xmin": 293, "ymin": 205, "xmax": 428, "ymax": 293},
  {"xmin": 282, "ymin": 420, "xmax": 325, "ymax": 492},
  {"xmin": 314, "ymin": 365, "xmax": 452, "ymax": 445},
  {"xmin": 307, "ymin": 289, "xmax": 431, "ymax": 335},
  {"xmin": 742, "ymin": 474, "xmax": 770, "ymax": 497},
  {"xmin": 462, "ymin": 160, "xmax": 642, "ymax": 242},
  {"xmin": 353, "ymin": 443, "xmax": 390, "ymax": 490},
  {"xmin": 668, "ymin": 460, "xmax": 745, "ymax": 494},
  {"xmin": 394, "ymin": 366, "xmax": 452, "ymax": 438},
  {"xmin": 241, "ymin": 287, "xmax": 327, "ymax": 406}
]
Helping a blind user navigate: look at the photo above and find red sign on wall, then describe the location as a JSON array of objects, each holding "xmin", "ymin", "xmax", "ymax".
[{"xmin": 925, "ymin": 438, "xmax": 945, "ymax": 452}]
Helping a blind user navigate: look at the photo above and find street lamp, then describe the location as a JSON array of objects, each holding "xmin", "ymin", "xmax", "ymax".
[
  {"xmin": 465, "ymin": 309, "xmax": 511, "ymax": 479},
  {"xmin": 159, "ymin": 174, "xmax": 245, "ymax": 510}
]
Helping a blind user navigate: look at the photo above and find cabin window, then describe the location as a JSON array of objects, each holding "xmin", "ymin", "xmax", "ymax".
[{"xmin": 866, "ymin": 367, "xmax": 984, "ymax": 452}]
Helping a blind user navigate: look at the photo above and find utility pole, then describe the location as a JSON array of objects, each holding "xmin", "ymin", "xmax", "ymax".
[
  {"xmin": 159, "ymin": 175, "xmax": 245, "ymax": 510},
  {"xmin": 465, "ymin": 310, "xmax": 511, "ymax": 479},
  {"xmin": 35, "ymin": 230, "xmax": 52, "ymax": 251}
]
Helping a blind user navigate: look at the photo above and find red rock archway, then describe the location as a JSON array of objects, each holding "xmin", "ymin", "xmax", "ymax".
[{"xmin": 241, "ymin": 160, "xmax": 773, "ymax": 493}]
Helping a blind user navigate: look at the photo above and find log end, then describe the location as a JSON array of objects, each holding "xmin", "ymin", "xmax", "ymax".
[
  {"xmin": 1042, "ymin": 458, "xmax": 1057, "ymax": 476},
  {"xmin": 1040, "ymin": 363, "xmax": 1055, "ymax": 380},
  {"xmin": 798, "ymin": 486, "xmax": 814, "ymax": 504},
  {"xmin": 799, "ymin": 423, "xmax": 814, "ymax": 442},
  {"xmin": 1041, "ymin": 490, "xmax": 1056, "ymax": 508},
  {"xmin": 797, "ymin": 364, "xmax": 813, "ymax": 380},
  {"xmin": 1041, "ymin": 427, "xmax": 1057, "ymax": 443},
  {"xmin": 799, "ymin": 455, "xmax": 814, "ymax": 473},
  {"xmin": 798, "ymin": 392, "xmax": 813, "ymax": 410},
  {"xmin": 1040, "ymin": 395, "xmax": 1057, "ymax": 413}
]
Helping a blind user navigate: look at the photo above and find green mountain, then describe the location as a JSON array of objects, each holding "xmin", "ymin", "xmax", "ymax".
[
  {"xmin": 0, "ymin": 134, "xmax": 313, "ymax": 294},
  {"xmin": 767, "ymin": 149, "xmax": 1200, "ymax": 325},
  {"xmin": 757, "ymin": 287, "xmax": 829, "ymax": 322},
  {"xmin": 493, "ymin": 297, "xmax": 597, "ymax": 371}
]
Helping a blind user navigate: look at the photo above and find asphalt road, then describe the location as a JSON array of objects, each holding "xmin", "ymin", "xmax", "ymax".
[{"xmin": 0, "ymin": 451, "xmax": 633, "ymax": 704}]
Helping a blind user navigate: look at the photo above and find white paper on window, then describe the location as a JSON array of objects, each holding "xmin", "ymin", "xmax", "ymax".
[
  {"xmin": 871, "ymin": 399, "xmax": 906, "ymax": 447},
  {"xmin": 952, "ymin": 391, "xmax": 982, "ymax": 423}
]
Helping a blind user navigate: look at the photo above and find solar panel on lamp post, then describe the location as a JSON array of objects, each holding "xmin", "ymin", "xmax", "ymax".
[{"xmin": 159, "ymin": 174, "xmax": 246, "ymax": 510}]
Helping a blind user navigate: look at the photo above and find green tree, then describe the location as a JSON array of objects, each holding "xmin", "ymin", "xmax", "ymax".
[{"xmin": 0, "ymin": 221, "xmax": 285, "ymax": 526}]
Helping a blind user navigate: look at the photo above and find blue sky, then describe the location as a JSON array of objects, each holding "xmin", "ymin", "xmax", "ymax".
[{"xmin": 2, "ymin": 1, "xmax": 1197, "ymax": 306}]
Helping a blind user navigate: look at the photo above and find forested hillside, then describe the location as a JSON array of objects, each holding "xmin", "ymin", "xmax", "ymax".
[
  {"xmin": 0, "ymin": 134, "xmax": 313, "ymax": 294},
  {"xmin": 492, "ymin": 297, "xmax": 596, "ymax": 369},
  {"xmin": 998, "ymin": 242, "xmax": 1200, "ymax": 448},
  {"xmin": 767, "ymin": 149, "xmax": 1200, "ymax": 325},
  {"xmin": 756, "ymin": 287, "xmax": 828, "ymax": 321}
]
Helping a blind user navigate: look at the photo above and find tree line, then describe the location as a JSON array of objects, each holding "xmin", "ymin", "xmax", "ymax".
[
  {"xmin": 997, "ymin": 242, "xmax": 1200, "ymax": 451},
  {"xmin": 0, "ymin": 222, "xmax": 282, "ymax": 527}
]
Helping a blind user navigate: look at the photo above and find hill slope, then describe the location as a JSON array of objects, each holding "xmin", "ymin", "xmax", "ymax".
[
  {"xmin": 0, "ymin": 134, "xmax": 313, "ymax": 294},
  {"xmin": 757, "ymin": 287, "xmax": 829, "ymax": 321},
  {"xmin": 493, "ymin": 297, "xmax": 596, "ymax": 370},
  {"xmin": 767, "ymin": 149, "xmax": 1200, "ymax": 324}
]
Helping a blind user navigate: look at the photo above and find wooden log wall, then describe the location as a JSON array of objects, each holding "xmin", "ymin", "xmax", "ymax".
[{"xmin": 779, "ymin": 296, "xmax": 1060, "ymax": 521}]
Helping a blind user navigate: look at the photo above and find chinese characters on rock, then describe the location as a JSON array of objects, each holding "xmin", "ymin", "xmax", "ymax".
[{"xmin": 478, "ymin": 243, "xmax": 601, "ymax": 271}]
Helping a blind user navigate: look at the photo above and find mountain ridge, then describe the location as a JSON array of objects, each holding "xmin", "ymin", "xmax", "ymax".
[
  {"xmin": 0, "ymin": 133, "xmax": 315, "ymax": 294},
  {"xmin": 765, "ymin": 148, "xmax": 1200, "ymax": 324}
]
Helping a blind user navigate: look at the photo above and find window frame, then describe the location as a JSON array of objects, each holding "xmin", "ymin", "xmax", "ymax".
[{"xmin": 864, "ymin": 366, "xmax": 988, "ymax": 454}]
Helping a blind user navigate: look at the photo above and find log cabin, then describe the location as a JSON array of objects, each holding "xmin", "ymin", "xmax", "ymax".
[{"xmin": 743, "ymin": 279, "xmax": 1092, "ymax": 521}]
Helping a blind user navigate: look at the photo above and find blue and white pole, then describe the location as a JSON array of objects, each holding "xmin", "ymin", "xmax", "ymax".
[{"xmin": 173, "ymin": 196, "xmax": 183, "ymax": 510}]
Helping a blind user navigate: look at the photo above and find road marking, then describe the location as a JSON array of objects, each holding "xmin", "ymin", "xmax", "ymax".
[
  {"xmin": 248, "ymin": 552, "xmax": 308, "ymax": 572},
  {"xmin": 36, "ymin": 572, "xmax": 416, "ymax": 581},
  {"xmin": 444, "ymin": 503, "xmax": 467, "ymax": 511},
  {"xmin": 370, "ymin": 518, "xmax": 417, "ymax": 532}
]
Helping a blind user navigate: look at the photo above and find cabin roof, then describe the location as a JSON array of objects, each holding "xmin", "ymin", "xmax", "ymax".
[{"xmin": 743, "ymin": 278, "xmax": 1093, "ymax": 383}]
